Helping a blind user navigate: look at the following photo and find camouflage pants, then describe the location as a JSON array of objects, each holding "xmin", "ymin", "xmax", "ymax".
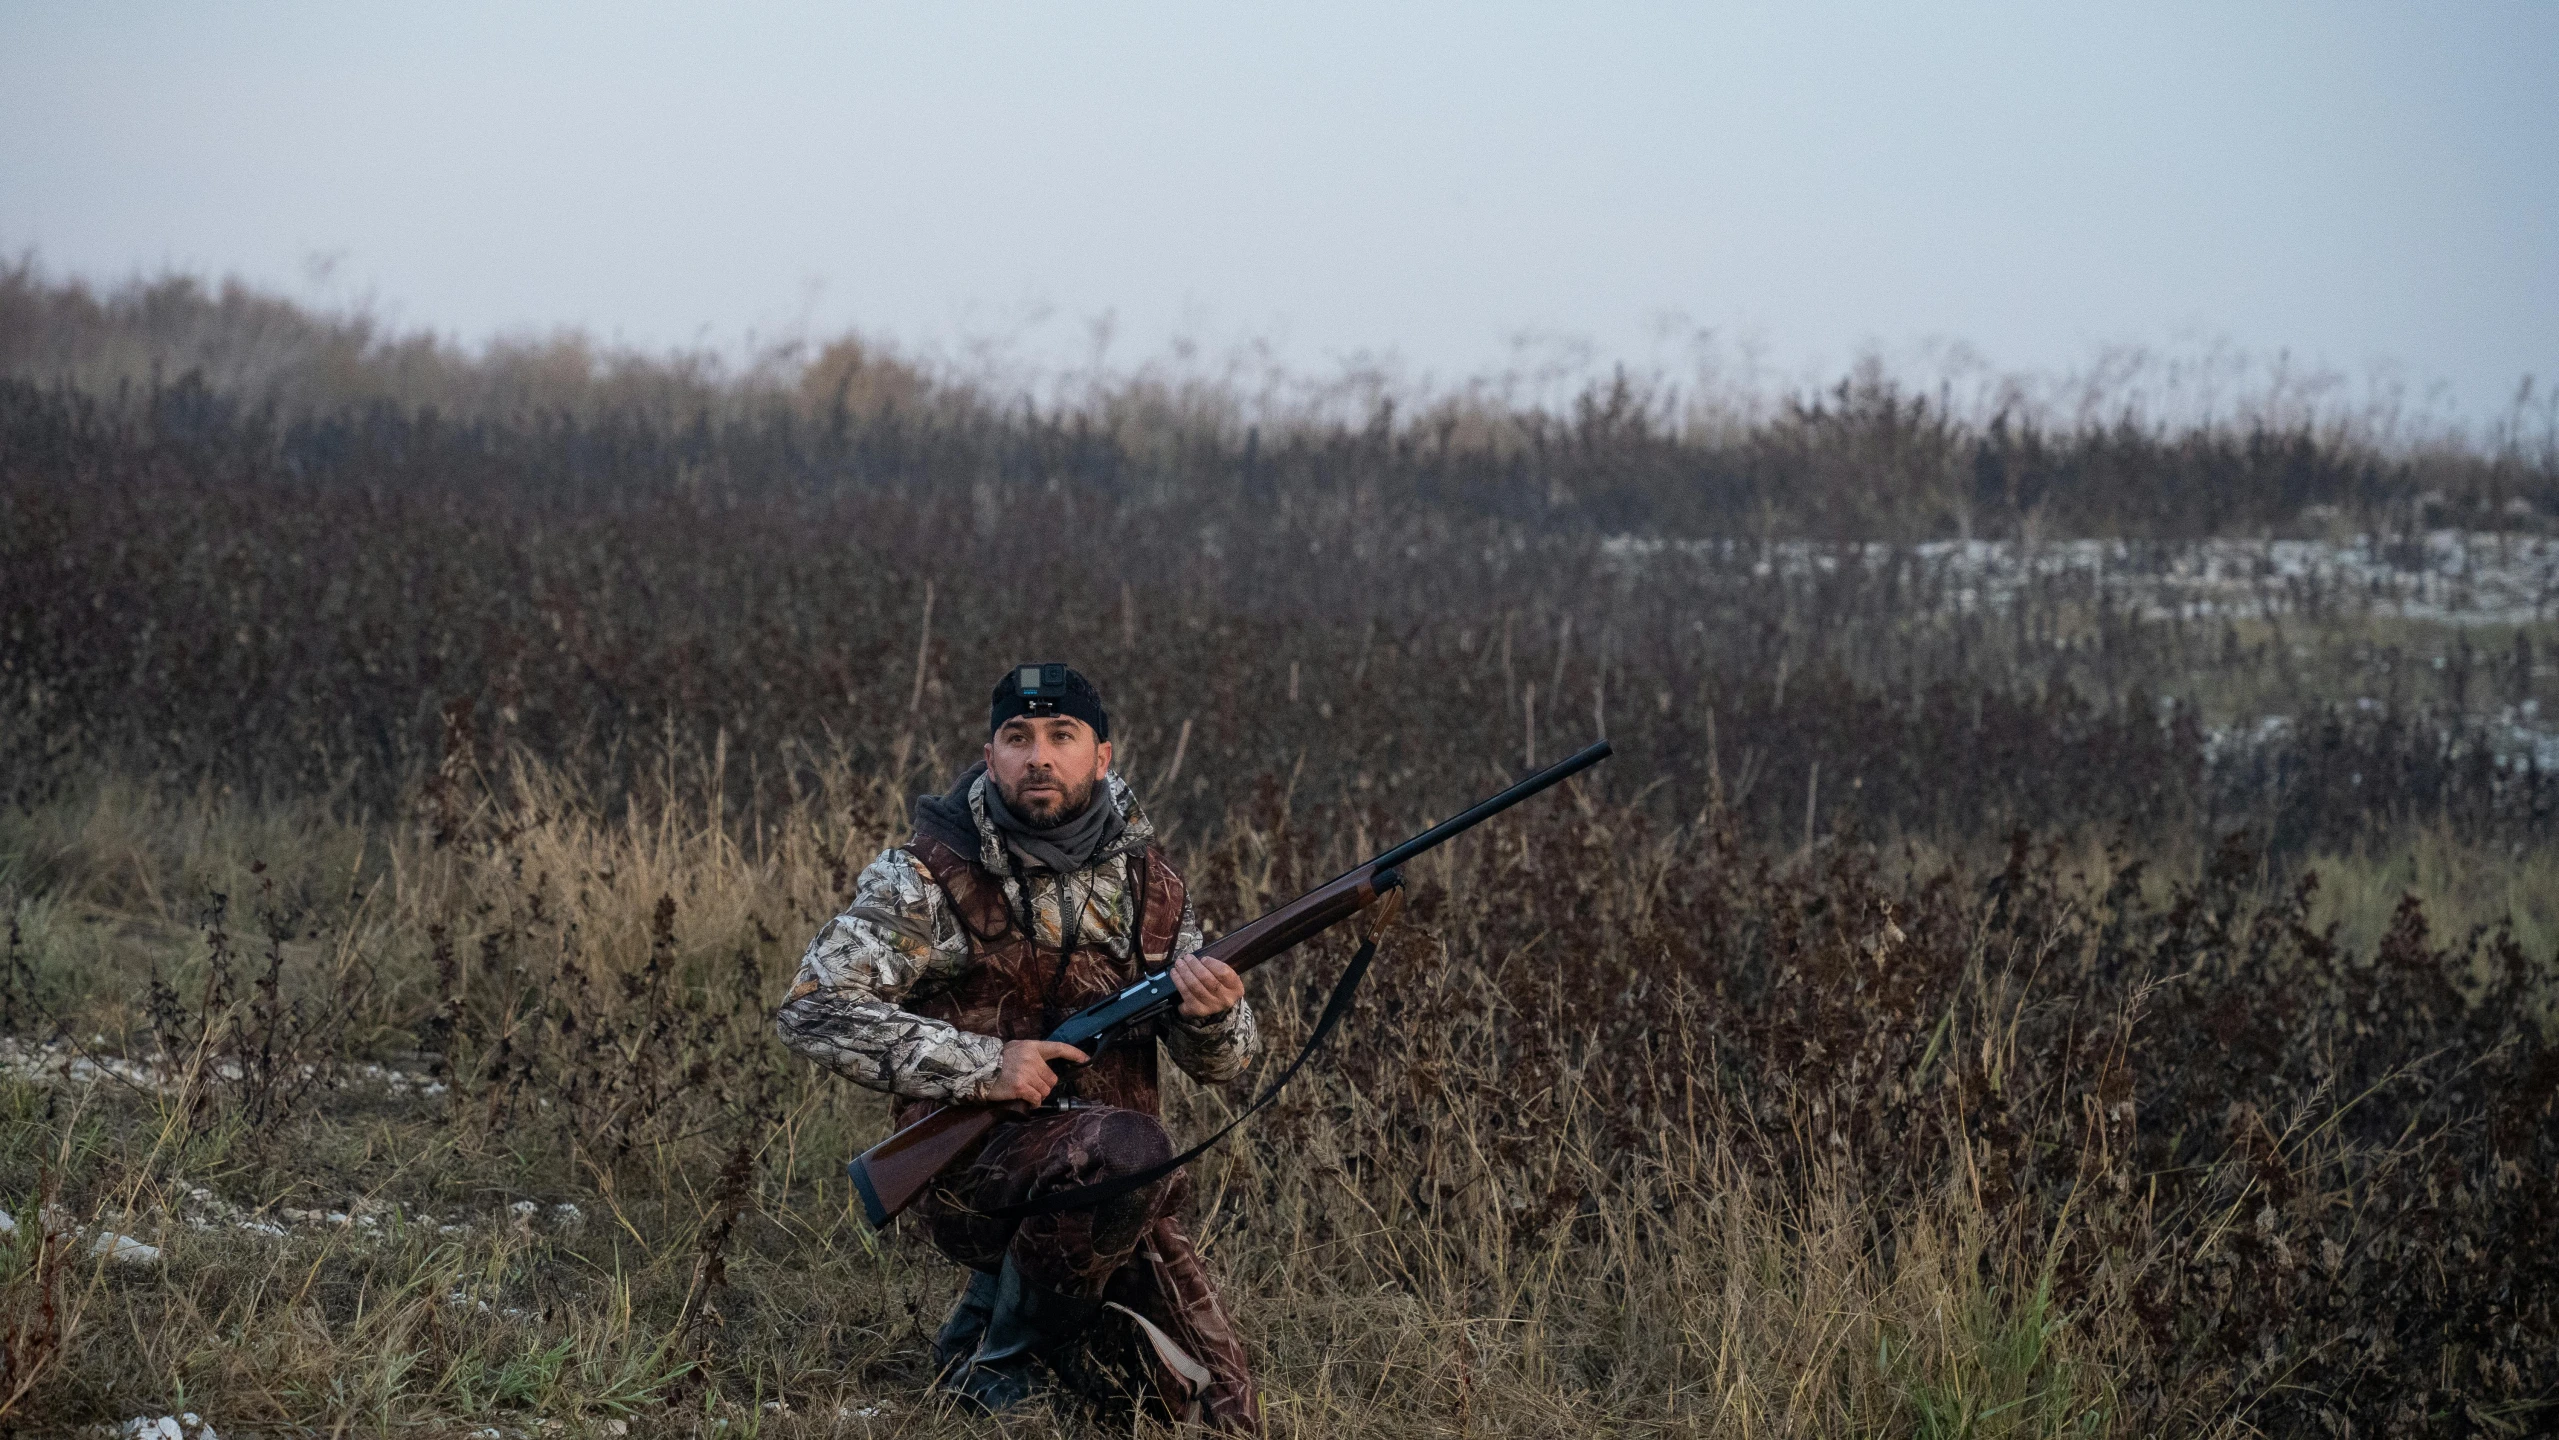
[
  {"xmin": 917, "ymin": 1105, "xmax": 1259, "ymax": 1431},
  {"xmin": 919, "ymin": 1103, "xmax": 1180, "ymax": 1294}
]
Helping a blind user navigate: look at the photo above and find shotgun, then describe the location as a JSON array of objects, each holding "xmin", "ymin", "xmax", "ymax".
[{"xmin": 846, "ymin": 739, "xmax": 1613, "ymax": 1228}]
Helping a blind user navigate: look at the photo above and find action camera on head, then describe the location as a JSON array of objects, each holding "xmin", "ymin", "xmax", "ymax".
[
  {"xmin": 989, "ymin": 662, "xmax": 1110, "ymax": 740},
  {"xmin": 1016, "ymin": 663, "xmax": 1070, "ymax": 710}
]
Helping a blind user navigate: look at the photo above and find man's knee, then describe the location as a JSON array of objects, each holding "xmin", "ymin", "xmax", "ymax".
[{"xmin": 1080, "ymin": 1107, "xmax": 1173, "ymax": 1180}]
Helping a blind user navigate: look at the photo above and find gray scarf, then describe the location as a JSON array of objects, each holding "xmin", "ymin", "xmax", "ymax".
[{"xmin": 980, "ymin": 771, "xmax": 1126, "ymax": 876}]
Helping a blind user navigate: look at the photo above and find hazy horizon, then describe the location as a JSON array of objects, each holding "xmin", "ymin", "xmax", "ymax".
[{"xmin": 5, "ymin": 3, "xmax": 2554, "ymax": 426}]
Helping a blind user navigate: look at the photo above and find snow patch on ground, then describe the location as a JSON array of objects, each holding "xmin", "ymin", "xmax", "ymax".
[
  {"xmin": 166, "ymin": 1179, "xmax": 589, "ymax": 1248},
  {"xmin": 0, "ymin": 1038, "xmax": 449, "ymax": 1099},
  {"xmin": 2198, "ymin": 699, "xmax": 2559, "ymax": 773},
  {"xmin": 2, "ymin": 1177, "xmax": 589, "ymax": 1268},
  {"xmin": 1600, "ymin": 530, "xmax": 2559, "ymax": 628}
]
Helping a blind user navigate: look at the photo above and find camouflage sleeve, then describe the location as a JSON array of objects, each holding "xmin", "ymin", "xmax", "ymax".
[
  {"xmin": 774, "ymin": 847, "xmax": 1006, "ymax": 1103},
  {"xmin": 1157, "ymin": 893, "xmax": 1262, "ymax": 1085}
]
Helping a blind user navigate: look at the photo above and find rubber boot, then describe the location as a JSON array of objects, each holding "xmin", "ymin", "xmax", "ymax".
[
  {"xmin": 942, "ymin": 1254, "xmax": 1105, "ymax": 1415},
  {"xmin": 931, "ymin": 1269, "xmax": 1001, "ymax": 1383}
]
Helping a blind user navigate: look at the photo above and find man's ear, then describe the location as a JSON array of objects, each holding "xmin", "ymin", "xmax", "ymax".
[{"xmin": 1094, "ymin": 739, "xmax": 1113, "ymax": 778}]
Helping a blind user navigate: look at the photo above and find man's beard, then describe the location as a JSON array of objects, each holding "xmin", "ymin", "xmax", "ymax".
[{"xmin": 999, "ymin": 770, "xmax": 1098, "ymax": 828}]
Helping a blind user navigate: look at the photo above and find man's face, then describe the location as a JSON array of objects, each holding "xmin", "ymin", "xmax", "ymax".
[{"xmin": 985, "ymin": 715, "xmax": 1112, "ymax": 827}]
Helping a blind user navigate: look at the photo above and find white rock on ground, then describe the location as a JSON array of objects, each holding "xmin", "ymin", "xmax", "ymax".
[
  {"xmin": 91, "ymin": 1232, "xmax": 163, "ymax": 1264},
  {"xmin": 112, "ymin": 1417, "xmax": 217, "ymax": 1440}
]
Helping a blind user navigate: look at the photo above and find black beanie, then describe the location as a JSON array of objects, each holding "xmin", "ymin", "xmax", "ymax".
[{"xmin": 989, "ymin": 662, "xmax": 1110, "ymax": 740}]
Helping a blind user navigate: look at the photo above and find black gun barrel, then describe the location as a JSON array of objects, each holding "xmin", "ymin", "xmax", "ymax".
[{"xmin": 1370, "ymin": 740, "xmax": 1612, "ymax": 873}]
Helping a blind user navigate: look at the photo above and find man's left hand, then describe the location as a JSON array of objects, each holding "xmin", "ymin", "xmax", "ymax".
[{"xmin": 1170, "ymin": 951, "xmax": 1245, "ymax": 1018}]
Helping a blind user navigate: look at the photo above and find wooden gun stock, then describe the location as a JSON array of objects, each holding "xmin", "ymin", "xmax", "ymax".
[{"xmin": 847, "ymin": 1104, "xmax": 1006, "ymax": 1227}]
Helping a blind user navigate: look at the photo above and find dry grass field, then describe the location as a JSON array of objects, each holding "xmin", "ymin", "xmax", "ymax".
[{"xmin": 2, "ymin": 272, "xmax": 2554, "ymax": 1437}]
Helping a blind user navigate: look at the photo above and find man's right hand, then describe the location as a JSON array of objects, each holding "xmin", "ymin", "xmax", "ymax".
[{"xmin": 980, "ymin": 1039, "xmax": 1090, "ymax": 1105}]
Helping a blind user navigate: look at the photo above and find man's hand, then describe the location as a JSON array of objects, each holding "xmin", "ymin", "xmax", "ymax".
[
  {"xmin": 1171, "ymin": 951, "xmax": 1246, "ymax": 1018},
  {"xmin": 982, "ymin": 1039, "xmax": 1090, "ymax": 1105}
]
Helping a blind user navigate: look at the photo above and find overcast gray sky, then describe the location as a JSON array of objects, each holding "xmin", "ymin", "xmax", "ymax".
[{"xmin": 4, "ymin": 2, "xmax": 2554, "ymax": 420}]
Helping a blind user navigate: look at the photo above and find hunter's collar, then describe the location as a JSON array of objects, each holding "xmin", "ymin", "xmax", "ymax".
[{"xmin": 965, "ymin": 771, "xmax": 1152, "ymax": 878}]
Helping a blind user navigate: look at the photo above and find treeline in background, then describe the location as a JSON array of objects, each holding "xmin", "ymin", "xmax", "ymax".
[
  {"xmin": 0, "ymin": 263, "xmax": 2553, "ymax": 1437},
  {"xmin": 8, "ymin": 258, "xmax": 2558, "ymax": 540}
]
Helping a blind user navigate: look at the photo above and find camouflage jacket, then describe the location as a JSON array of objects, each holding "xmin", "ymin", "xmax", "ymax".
[{"xmin": 776, "ymin": 769, "xmax": 1260, "ymax": 1105}]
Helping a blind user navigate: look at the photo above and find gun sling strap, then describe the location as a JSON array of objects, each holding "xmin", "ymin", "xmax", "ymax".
[{"xmin": 984, "ymin": 887, "xmax": 1403, "ymax": 1220}]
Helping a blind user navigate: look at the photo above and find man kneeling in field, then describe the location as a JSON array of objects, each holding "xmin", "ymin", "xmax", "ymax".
[{"xmin": 776, "ymin": 663, "xmax": 1263, "ymax": 1430}]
